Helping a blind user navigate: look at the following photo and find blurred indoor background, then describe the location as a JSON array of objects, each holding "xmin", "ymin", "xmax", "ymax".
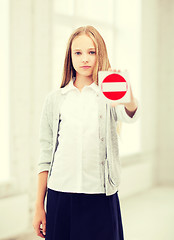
[{"xmin": 0, "ymin": 0, "xmax": 174, "ymax": 239}]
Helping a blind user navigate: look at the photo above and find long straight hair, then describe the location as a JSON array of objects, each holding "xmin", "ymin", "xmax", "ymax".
[
  {"xmin": 60, "ymin": 25, "xmax": 121, "ymax": 135},
  {"xmin": 60, "ymin": 25, "xmax": 111, "ymax": 88}
]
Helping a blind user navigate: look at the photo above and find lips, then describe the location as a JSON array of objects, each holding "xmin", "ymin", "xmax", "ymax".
[{"xmin": 80, "ymin": 66, "xmax": 91, "ymax": 69}]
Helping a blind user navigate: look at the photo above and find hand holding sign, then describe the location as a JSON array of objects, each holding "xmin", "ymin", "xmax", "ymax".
[
  {"xmin": 98, "ymin": 68, "xmax": 138, "ymax": 115},
  {"xmin": 98, "ymin": 69, "xmax": 131, "ymax": 103}
]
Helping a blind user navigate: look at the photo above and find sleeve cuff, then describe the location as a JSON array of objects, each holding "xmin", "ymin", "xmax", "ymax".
[
  {"xmin": 115, "ymin": 101, "xmax": 141, "ymax": 123},
  {"xmin": 37, "ymin": 163, "xmax": 50, "ymax": 175}
]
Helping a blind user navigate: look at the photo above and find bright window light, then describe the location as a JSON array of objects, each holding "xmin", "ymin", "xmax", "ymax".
[
  {"xmin": 52, "ymin": 0, "xmax": 141, "ymax": 156},
  {"xmin": 0, "ymin": 0, "xmax": 10, "ymax": 182}
]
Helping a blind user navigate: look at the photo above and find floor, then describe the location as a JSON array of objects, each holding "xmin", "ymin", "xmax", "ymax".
[
  {"xmin": 3, "ymin": 185, "xmax": 174, "ymax": 240},
  {"xmin": 120, "ymin": 185, "xmax": 174, "ymax": 240}
]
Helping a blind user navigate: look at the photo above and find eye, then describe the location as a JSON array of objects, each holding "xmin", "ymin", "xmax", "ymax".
[
  {"xmin": 89, "ymin": 51, "xmax": 96, "ymax": 55},
  {"xmin": 75, "ymin": 52, "xmax": 81, "ymax": 55}
]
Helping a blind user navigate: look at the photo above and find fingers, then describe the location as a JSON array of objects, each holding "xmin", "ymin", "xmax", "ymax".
[
  {"xmin": 108, "ymin": 68, "xmax": 128, "ymax": 73},
  {"xmin": 38, "ymin": 230, "xmax": 45, "ymax": 238},
  {"xmin": 33, "ymin": 221, "xmax": 46, "ymax": 238},
  {"xmin": 108, "ymin": 68, "xmax": 121, "ymax": 72},
  {"xmin": 34, "ymin": 222, "xmax": 44, "ymax": 238}
]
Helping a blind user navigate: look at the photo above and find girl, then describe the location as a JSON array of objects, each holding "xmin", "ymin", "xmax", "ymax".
[{"xmin": 32, "ymin": 25, "xmax": 140, "ymax": 240}]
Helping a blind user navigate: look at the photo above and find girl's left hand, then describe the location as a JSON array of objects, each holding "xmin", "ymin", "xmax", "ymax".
[{"xmin": 108, "ymin": 68, "xmax": 138, "ymax": 114}]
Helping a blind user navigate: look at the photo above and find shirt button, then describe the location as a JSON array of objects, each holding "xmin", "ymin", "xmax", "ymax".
[
  {"xmin": 101, "ymin": 161, "xmax": 105, "ymax": 165},
  {"xmin": 99, "ymin": 115, "xmax": 102, "ymax": 119},
  {"xmin": 101, "ymin": 137, "xmax": 104, "ymax": 141}
]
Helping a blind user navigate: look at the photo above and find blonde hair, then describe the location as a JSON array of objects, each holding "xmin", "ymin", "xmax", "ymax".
[
  {"xmin": 60, "ymin": 25, "xmax": 121, "ymax": 135},
  {"xmin": 60, "ymin": 25, "xmax": 111, "ymax": 87}
]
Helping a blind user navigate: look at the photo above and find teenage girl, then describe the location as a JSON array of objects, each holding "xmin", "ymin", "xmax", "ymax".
[{"xmin": 32, "ymin": 25, "xmax": 139, "ymax": 240}]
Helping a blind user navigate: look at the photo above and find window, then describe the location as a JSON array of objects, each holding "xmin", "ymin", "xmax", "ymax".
[
  {"xmin": 52, "ymin": 0, "xmax": 141, "ymax": 156},
  {"xmin": 114, "ymin": 0, "xmax": 141, "ymax": 156},
  {"xmin": 0, "ymin": 0, "xmax": 10, "ymax": 182}
]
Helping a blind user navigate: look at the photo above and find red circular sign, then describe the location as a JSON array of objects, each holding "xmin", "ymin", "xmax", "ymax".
[{"xmin": 101, "ymin": 73, "xmax": 128, "ymax": 101}]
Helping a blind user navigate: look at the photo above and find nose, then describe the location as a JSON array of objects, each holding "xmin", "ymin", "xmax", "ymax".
[{"xmin": 82, "ymin": 53, "xmax": 88, "ymax": 63}]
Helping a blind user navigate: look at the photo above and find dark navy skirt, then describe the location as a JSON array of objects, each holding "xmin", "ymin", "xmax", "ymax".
[{"xmin": 45, "ymin": 188, "xmax": 124, "ymax": 240}]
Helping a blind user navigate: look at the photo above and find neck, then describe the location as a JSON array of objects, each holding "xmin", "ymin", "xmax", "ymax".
[{"xmin": 73, "ymin": 74, "xmax": 93, "ymax": 90}]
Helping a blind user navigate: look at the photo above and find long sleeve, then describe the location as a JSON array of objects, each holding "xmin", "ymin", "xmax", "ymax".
[
  {"xmin": 111, "ymin": 101, "xmax": 140, "ymax": 123},
  {"xmin": 37, "ymin": 95, "xmax": 53, "ymax": 174}
]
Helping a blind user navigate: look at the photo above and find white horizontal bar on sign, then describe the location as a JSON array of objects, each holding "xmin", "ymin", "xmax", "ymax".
[{"xmin": 102, "ymin": 82, "xmax": 127, "ymax": 92}]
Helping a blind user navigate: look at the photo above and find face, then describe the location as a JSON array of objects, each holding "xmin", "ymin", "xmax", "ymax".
[{"xmin": 71, "ymin": 34, "xmax": 97, "ymax": 79}]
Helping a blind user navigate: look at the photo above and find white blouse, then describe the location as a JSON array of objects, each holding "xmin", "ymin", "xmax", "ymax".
[{"xmin": 47, "ymin": 78, "xmax": 105, "ymax": 194}]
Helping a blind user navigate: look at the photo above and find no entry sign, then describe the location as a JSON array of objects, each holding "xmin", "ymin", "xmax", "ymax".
[
  {"xmin": 98, "ymin": 71, "xmax": 131, "ymax": 103},
  {"xmin": 101, "ymin": 73, "xmax": 128, "ymax": 100}
]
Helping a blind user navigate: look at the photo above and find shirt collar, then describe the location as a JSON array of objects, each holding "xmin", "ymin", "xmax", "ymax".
[{"xmin": 61, "ymin": 78, "xmax": 100, "ymax": 95}]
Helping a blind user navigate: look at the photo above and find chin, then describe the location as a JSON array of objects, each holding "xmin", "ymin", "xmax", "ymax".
[{"xmin": 79, "ymin": 72, "xmax": 92, "ymax": 78}]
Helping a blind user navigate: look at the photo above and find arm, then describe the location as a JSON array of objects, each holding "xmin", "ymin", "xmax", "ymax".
[
  {"xmin": 38, "ymin": 94, "xmax": 53, "ymax": 174},
  {"xmin": 37, "ymin": 93, "xmax": 53, "ymax": 200},
  {"xmin": 111, "ymin": 96, "xmax": 140, "ymax": 122},
  {"xmin": 33, "ymin": 94, "xmax": 53, "ymax": 238},
  {"xmin": 109, "ymin": 68, "xmax": 140, "ymax": 122},
  {"xmin": 35, "ymin": 171, "xmax": 48, "ymax": 209},
  {"xmin": 33, "ymin": 171, "xmax": 48, "ymax": 238},
  {"xmin": 123, "ymin": 97, "xmax": 138, "ymax": 118},
  {"xmin": 111, "ymin": 89, "xmax": 140, "ymax": 123}
]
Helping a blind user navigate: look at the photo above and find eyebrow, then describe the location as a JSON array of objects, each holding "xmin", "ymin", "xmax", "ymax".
[{"xmin": 73, "ymin": 47, "xmax": 96, "ymax": 52}]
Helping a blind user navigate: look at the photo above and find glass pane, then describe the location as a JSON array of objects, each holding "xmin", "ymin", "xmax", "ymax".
[
  {"xmin": 75, "ymin": 0, "xmax": 113, "ymax": 24},
  {"xmin": 114, "ymin": 0, "xmax": 141, "ymax": 155},
  {"xmin": 52, "ymin": 25, "xmax": 73, "ymax": 88},
  {"xmin": 115, "ymin": 31, "xmax": 141, "ymax": 97},
  {"xmin": 115, "ymin": 30, "xmax": 141, "ymax": 155},
  {"xmin": 53, "ymin": 0, "xmax": 74, "ymax": 16}
]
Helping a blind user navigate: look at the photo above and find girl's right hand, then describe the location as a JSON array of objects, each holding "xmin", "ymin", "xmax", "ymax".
[{"xmin": 32, "ymin": 206, "xmax": 46, "ymax": 238}]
